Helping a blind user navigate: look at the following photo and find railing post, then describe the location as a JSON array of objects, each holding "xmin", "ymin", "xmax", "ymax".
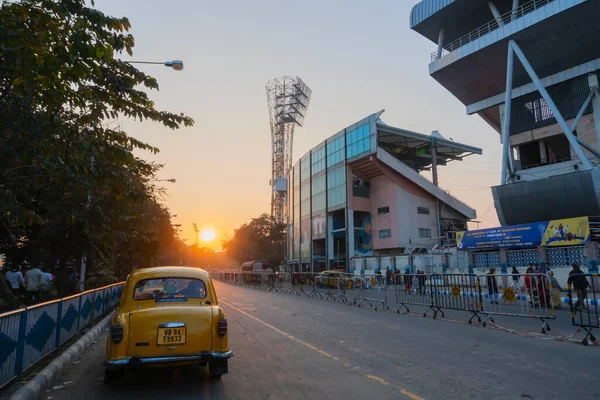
[
  {"xmin": 76, "ymin": 295, "xmax": 82, "ymax": 331},
  {"xmin": 14, "ymin": 309, "xmax": 27, "ymax": 377},
  {"xmin": 55, "ymin": 301, "xmax": 63, "ymax": 348}
]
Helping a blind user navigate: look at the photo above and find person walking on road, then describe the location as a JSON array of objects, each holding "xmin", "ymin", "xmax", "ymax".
[
  {"xmin": 5, "ymin": 264, "xmax": 25, "ymax": 299},
  {"xmin": 24, "ymin": 264, "xmax": 44, "ymax": 305},
  {"xmin": 511, "ymin": 266, "xmax": 520, "ymax": 291},
  {"xmin": 567, "ymin": 264, "xmax": 590, "ymax": 312},
  {"xmin": 487, "ymin": 268, "xmax": 500, "ymax": 304},
  {"xmin": 547, "ymin": 271, "xmax": 563, "ymax": 309}
]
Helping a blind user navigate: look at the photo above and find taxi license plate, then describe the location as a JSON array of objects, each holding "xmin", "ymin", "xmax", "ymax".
[{"xmin": 157, "ymin": 327, "xmax": 186, "ymax": 345}]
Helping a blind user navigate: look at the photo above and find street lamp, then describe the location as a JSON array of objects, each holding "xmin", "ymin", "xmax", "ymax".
[
  {"xmin": 127, "ymin": 60, "xmax": 184, "ymax": 71},
  {"xmin": 151, "ymin": 178, "xmax": 176, "ymax": 183}
]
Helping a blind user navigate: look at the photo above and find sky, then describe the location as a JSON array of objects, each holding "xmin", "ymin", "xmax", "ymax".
[{"xmin": 94, "ymin": 0, "xmax": 502, "ymax": 250}]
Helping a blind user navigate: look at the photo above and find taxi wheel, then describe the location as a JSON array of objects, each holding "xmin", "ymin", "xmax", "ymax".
[
  {"xmin": 104, "ymin": 369, "xmax": 122, "ymax": 385},
  {"xmin": 209, "ymin": 360, "xmax": 225, "ymax": 380}
]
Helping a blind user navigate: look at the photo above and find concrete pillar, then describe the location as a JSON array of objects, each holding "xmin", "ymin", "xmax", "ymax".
[
  {"xmin": 436, "ymin": 27, "xmax": 445, "ymax": 60},
  {"xmin": 347, "ymin": 210, "xmax": 354, "ymax": 272},
  {"xmin": 499, "ymin": 248, "xmax": 509, "ymax": 289},
  {"xmin": 584, "ymin": 242, "xmax": 600, "ymax": 293},
  {"xmin": 511, "ymin": 0, "xmax": 519, "ymax": 21},
  {"xmin": 327, "ymin": 214, "xmax": 334, "ymax": 269},
  {"xmin": 467, "ymin": 251, "xmax": 475, "ymax": 274},
  {"xmin": 585, "ymin": 242, "xmax": 598, "ymax": 273},
  {"xmin": 539, "ymin": 140, "xmax": 547, "ymax": 163},
  {"xmin": 587, "ymin": 73, "xmax": 600, "ymax": 151},
  {"xmin": 537, "ymin": 246, "xmax": 547, "ymax": 273},
  {"xmin": 488, "ymin": 1, "xmax": 504, "ymax": 26}
]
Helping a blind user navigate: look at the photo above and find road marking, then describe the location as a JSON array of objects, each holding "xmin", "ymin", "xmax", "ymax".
[
  {"xmin": 367, "ymin": 375, "xmax": 425, "ymax": 400},
  {"xmin": 221, "ymin": 300, "xmax": 339, "ymax": 361},
  {"xmin": 221, "ymin": 299, "xmax": 425, "ymax": 400}
]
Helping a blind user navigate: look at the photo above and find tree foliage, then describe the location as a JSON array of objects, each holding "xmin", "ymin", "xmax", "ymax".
[
  {"xmin": 222, "ymin": 214, "xmax": 286, "ymax": 265},
  {"xmin": 0, "ymin": 0, "xmax": 193, "ymax": 302}
]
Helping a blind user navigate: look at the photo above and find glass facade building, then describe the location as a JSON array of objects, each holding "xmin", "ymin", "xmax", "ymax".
[{"xmin": 287, "ymin": 115, "xmax": 375, "ymax": 267}]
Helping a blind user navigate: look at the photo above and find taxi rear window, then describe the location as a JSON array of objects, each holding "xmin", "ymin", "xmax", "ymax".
[{"xmin": 133, "ymin": 278, "xmax": 207, "ymax": 301}]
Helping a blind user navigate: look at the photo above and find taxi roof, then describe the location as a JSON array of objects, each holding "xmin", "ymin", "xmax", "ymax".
[{"xmin": 128, "ymin": 266, "xmax": 211, "ymax": 282}]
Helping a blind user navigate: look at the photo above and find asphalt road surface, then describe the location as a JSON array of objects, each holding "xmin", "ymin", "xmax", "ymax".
[{"xmin": 41, "ymin": 281, "xmax": 598, "ymax": 400}]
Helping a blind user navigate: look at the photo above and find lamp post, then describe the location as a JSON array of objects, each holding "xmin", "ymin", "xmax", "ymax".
[
  {"xmin": 127, "ymin": 60, "xmax": 184, "ymax": 71},
  {"xmin": 151, "ymin": 178, "xmax": 176, "ymax": 183}
]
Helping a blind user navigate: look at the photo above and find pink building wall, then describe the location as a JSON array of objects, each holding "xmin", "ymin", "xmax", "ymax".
[{"xmin": 348, "ymin": 163, "xmax": 438, "ymax": 251}]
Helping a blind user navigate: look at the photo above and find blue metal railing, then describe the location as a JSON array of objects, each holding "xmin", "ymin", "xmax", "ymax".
[
  {"xmin": 430, "ymin": 0, "xmax": 556, "ymax": 62},
  {"xmin": 0, "ymin": 282, "xmax": 124, "ymax": 389}
]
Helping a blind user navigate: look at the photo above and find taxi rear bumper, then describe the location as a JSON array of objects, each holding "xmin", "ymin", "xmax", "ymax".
[{"xmin": 105, "ymin": 350, "xmax": 233, "ymax": 368}]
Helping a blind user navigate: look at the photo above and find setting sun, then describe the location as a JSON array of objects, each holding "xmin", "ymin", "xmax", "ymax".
[{"xmin": 200, "ymin": 228, "xmax": 217, "ymax": 242}]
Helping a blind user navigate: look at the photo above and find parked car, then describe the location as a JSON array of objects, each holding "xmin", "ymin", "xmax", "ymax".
[
  {"xmin": 316, "ymin": 270, "xmax": 354, "ymax": 289},
  {"xmin": 104, "ymin": 266, "xmax": 233, "ymax": 384}
]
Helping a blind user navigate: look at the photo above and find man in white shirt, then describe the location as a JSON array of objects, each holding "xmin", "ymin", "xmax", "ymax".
[
  {"xmin": 5, "ymin": 265, "xmax": 25, "ymax": 298},
  {"xmin": 25, "ymin": 264, "xmax": 44, "ymax": 304},
  {"xmin": 42, "ymin": 265, "xmax": 54, "ymax": 286}
]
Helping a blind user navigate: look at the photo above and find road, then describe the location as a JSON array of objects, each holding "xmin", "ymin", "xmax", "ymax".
[{"xmin": 41, "ymin": 281, "xmax": 598, "ymax": 400}]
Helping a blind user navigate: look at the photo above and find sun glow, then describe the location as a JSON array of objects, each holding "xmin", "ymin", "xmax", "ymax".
[{"xmin": 200, "ymin": 228, "xmax": 217, "ymax": 242}]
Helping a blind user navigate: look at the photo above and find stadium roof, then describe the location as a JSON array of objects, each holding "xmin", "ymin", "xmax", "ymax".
[{"xmin": 376, "ymin": 121, "xmax": 482, "ymax": 172}]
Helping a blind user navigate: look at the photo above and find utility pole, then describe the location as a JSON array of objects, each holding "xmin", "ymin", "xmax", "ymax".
[{"xmin": 193, "ymin": 223, "xmax": 198, "ymax": 246}]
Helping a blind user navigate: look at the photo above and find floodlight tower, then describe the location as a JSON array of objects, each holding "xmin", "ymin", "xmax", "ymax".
[{"xmin": 266, "ymin": 76, "xmax": 312, "ymax": 224}]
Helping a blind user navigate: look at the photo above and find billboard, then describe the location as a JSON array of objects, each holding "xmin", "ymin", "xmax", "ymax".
[
  {"xmin": 312, "ymin": 213, "xmax": 326, "ymax": 239},
  {"xmin": 457, "ymin": 217, "xmax": 590, "ymax": 251}
]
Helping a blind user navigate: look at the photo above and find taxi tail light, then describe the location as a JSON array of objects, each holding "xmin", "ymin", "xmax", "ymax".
[
  {"xmin": 218, "ymin": 318, "xmax": 227, "ymax": 337},
  {"xmin": 111, "ymin": 322, "xmax": 123, "ymax": 344}
]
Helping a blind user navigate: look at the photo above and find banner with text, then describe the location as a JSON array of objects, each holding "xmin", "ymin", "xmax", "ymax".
[{"xmin": 457, "ymin": 217, "xmax": 590, "ymax": 251}]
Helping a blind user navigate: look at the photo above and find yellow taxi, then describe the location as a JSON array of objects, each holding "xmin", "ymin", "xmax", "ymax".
[
  {"xmin": 104, "ymin": 266, "xmax": 233, "ymax": 383},
  {"xmin": 316, "ymin": 270, "xmax": 354, "ymax": 289}
]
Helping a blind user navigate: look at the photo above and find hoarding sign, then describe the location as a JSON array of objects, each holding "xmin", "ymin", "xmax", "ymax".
[{"xmin": 457, "ymin": 217, "xmax": 589, "ymax": 251}]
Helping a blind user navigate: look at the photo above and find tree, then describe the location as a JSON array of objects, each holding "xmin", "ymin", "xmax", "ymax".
[
  {"xmin": 0, "ymin": 0, "xmax": 193, "ymax": 298},
  {"xmin": 222, "ymin": 214, "xmax": 286, "ymax": 265}
]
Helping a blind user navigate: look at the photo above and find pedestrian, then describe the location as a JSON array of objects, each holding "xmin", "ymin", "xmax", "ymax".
[
  {"xmin": 536, "ymin": 268, "xmax": 551, "ymax": 307},
  {"xmin": 418, "ymin": 270, "xmax": 426, "ymax": 295},
  {"xmin": 412, "ymin": 271, "xmax": 420, "ymax": 294},
  {"xmin": 567, "ymin": 264, "xmax": 590, "ymax": 312},
  {"xmin": 511, "ymin": 266, "xmax": 520, "ymax": 291},
  {"xmin": 385, "ymin": 267, "xmax": 392, "ymax": 286},
  {"xmin": 547, "ymin": 271, "xmax": 562, "ymax": 309},
  {"xmin": 24, "ymin": 264, "xmax": 44, "ymax": 305},
  {"xmin": 41, "ymin": 264, "xmax": 54, "ymax": 286},
  {"xmin": 487, "ymin": 268, "xmax": 499, "ymax": 304},
  {"xmin": 404, "ymin": 267, "xmax": 412, "ymax": 293},
  {"xmin": 524, "ymin": 265, "xmax": 538, "ymax": 307},
  {"xmin": 5, "ymin": 264, "xmax": 25, "ymax": 299}
]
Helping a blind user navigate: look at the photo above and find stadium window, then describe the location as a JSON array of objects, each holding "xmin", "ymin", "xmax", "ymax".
[
  {"xmin": 377, "ymin": 206, "xmax": 389, "ymax": 215},
  {"xmin": 419, "ymin": 228, "xmax": 432, "ymax": 238},
  {"xmin": 417, "ymin": 207, "xmax": 430, "ymax": 215}
]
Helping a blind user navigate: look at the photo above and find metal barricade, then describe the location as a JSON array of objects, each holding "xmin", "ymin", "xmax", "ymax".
[
  {"xmin": 336, "ymin": 272, "xmax": 361, "ymax": 304},
  {"xmin": 355, "ymin": 273, "xmax": 389, "ymax": 310},
  {"xmin": 479, "ymin": 273, "xmax": 555, "ymax": 333},
  {"xmin": 429, "ymin": 274, "xmax": 483, "ymax": 323},
  {"xmin": 305, "ymin": 273, "xmax": 323, "ymax": 299},
  {"xmin": 395, "ymin": 273, "xmax": 436, "ymax": 315},
  {"xmin": 567, "ymin": 273, "xmax": 599, "ymax": 346},
  {"xmin": 241, "ymin": 272, "xmax": 262, "ymax": 287},
  {"xmin": 289, "ymin": 273, "xmax": 309, "ymax": 296},
  {"xmin": 314, "ymin": 271, "xmax": 337, "ymax": 301},
  {"xmin": 0, "ymin": 282, "xmax": 124, "ymax": 389},
  {"xmin": 276, "ymin": 272, "xmax": 291, "ymax": 294}
]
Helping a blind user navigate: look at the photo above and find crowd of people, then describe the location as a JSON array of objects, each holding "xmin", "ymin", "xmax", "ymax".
[{"xmin": 2, "ymin": 263, "xmax": 57, "ymax": 306}]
